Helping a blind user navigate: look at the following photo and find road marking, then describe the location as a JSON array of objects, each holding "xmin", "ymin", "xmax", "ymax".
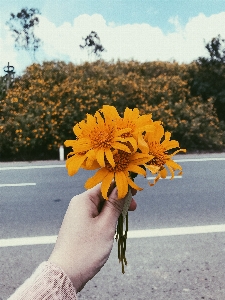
[
  {"xmin": 0, "ymin": 183, "xmax": 36, "ymax": 187},
  {"xmin": 0, "ymin": 165, "xmax": 65, "ymax": 171},
  {"xmin": 128, "ymin": 224, "xmax": 225, "ymax": 238},
  {"xmin": 1, "ymin": 224, "xmax": 225, "ymax": 247},
  {"xmin": 147, "ymin": 176, "xmax": 182, "ymax": 180},
  {"xmin": 175, "ymin": 157, "xmax": 225, "ymax": 162},
  {"xmin": 0, "ymin": 236, "xmax": 57, "ymax": 247}
]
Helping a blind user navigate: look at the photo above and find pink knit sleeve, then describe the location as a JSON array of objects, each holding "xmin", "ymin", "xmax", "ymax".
[{"xmin": 8, "ymin": 261, "xmax": 77, "ymax": 300}]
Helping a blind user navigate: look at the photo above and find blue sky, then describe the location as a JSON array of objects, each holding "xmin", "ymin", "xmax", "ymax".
[{"xmin": 1, "ymin": 0, "xmax": 225, "ymax": 76}]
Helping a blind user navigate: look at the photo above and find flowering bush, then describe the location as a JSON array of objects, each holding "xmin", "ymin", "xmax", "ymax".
[{"xmin": 0, "ymin": 60, "xmax": 224, "ymax": 160}]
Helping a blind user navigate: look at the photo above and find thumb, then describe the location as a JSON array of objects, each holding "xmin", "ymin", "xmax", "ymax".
[{"xmin": 100, "ymin": 187, "xmax": 125, "ymax": 227}]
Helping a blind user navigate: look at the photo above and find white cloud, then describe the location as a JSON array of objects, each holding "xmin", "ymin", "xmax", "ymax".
[
  {"xmin": 34, "ymin": 14, "xmax": 169, "ymax": 64},
  {"xmin": 1, "ymin": 12, "xmax": 225, "ymax": 75},
  {"xmin": 167, "ymin": 12, "xmax": 225, "ymax": 62}
]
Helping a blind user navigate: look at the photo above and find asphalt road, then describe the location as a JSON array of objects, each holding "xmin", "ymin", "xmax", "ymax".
[{"xmin": 1, "ymin": 153, "xmax": 225, "ymax": 299}]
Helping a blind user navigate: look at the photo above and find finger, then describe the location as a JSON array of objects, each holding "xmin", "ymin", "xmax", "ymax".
[
  {"xmin": 100, "ymin": 187, "xmax": 125, "ymax": 227},
  {"xmin": 130, "ymin": 188, "xmax": 137, "ymax": 196},
  {"xmin": 86, "ymin": 183, "xmax": 102, "ymax": 205},
  {"xmin": 88, "ymin": 182, "xmax": 117, "ymax": 212},
  {"xmin": 128, "ymin": 198, "xmax": 137, "ymax": 211}
]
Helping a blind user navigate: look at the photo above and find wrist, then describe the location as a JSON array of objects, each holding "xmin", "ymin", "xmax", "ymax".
[{"xmin": 48, "ymin": 253, "xmax": 84, "ymax": 292}]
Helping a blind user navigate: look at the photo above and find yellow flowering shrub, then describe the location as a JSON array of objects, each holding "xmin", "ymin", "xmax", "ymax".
[
  {"xmin": 0, "ymin": 60, "xmax": 224, "ymax": 160},
  {"xmin": 139, "ymin": 74, "xmax": 224, "ymax": 150}
]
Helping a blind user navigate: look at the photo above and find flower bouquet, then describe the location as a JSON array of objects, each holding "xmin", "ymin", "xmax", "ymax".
[{"xmin": 64, "ymin": 105, "xmax": 186, "ymax": 273}]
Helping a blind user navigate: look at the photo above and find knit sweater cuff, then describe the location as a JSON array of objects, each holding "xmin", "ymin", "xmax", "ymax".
[{"xmin": 8, "ymin": 261, "xmax": 77, "ymax": 300}]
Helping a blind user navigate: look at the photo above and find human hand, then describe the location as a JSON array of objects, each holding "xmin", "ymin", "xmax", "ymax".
[{"xmin": 48, "ymin": 184, "xmax": 137, "ymax": 293}]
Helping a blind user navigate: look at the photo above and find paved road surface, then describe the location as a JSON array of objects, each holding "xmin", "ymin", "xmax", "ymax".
[{"xmin": 1, "ymin": 153, "xmax": 225, "ymax": 299}]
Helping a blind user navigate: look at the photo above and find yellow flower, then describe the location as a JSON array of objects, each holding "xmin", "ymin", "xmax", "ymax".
[
  {"xmin": 85, "ymin": 150, "xmax": 153, "ymax": 199},
  {"xmin": 101, "ymin": 105, "xmax": 154, "ymax": 153},
  {"xmin": 64, "ymin": 107, "xmax": 133, "ymax": 174},
  {"xmin": 144, "ymin": 122, "xmax": 186, "ymax": 185}
]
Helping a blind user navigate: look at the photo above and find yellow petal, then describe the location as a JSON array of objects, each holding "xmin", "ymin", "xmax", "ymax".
[
  {"xmin": 95, "ymin": 111, "xmax": 105, "ymax": 126},
  {"xmin": 117, "ymin": 128, "xmax": 132, "ymax": 136},
  {"xmin": 167, "ymin": 165, "xmax": 175, "ymax": 179},
  {"xmin": 127, "ymin": 177, "xmax": 143, "ymax": 191},
  {"xmin": 162, "ymin": 139, "xmax": 179, "ymax": 150},
  {"xmin": 160, "ymin": 167, "xmax": 167, "ymax": 178},
  {"xmin": 138, "ymin": 124, "xmax": 154, "ymax": 133},
  {"xmin": 164, "ymin": 131, "xmax": 171, "ymax": 141},
  {"xmin": 115, "ymin": 171, "xmax": 128, "ymax": 199},
  {"xmin": 137, "ymin": 133, "xmax": 149, "ymax": 153},
  {"xmin": 73, "ymin": 123, "xmax": 83, "ymax": 137},
  {"xmin": 96, "ymin": 148, "xmax": 105, "ymax": 167},
  {"xmin": 149, "ymin": 174, "xmax": 160, "ymax": 186},
  {"xmin": 117, "ymin": 137, "xmax": 137, "ymax": 152},
  {"xmin": 124, "ymin": 107, "xmax": 139, "ymax": 120},
  {"xmin": 166, "ymin": 159, "xmax": 182, "ymax": 171},
  {"xmin": 64, "ymin": 140, "xmax": 76, "ymax": 148},
  {"xmin": 170, "ymin": 148, "xmax": 186, "ymax": 157},
  {"xmin": 127, "ymin": 164, "xmax": 146, "ymax": 177},
  {"xmin": 102, "ymin": 105, "xmax": 120, "ymax": 122},
  {"xmin": 146, "ymin": 122, "xmax": 163, "ymax": 143},
  {"xmin": 85, "ymin": 150, "xmax": 99, "ymax": 169},
  {"xmin": 127, "ymin": 137, "xmax": 138, "ymax": 152},
  {"xmin": 67, "ymin": 151, "xmax": 75, "ymax": 159},
  {"xmin": 131, "ymin": 153, "xmax": 153, "ymax": 165},
  {"xmin": 105, "ymin": 148, "xmax": 115, "ymax": 167},
  {"xmin": 83, "ymin": 159, "xmax": 100, "ymax": 170},
  {"xmin": 137, "ymin": 114, "xmax": 153, "ymax": 128},
  {"xmin": 155, "ymin": 122, "xmax": 164, "ymax": 140},
  {"xmin": 86, "ymin": 113, "xmax": 97, "ymax": 125},
  {"xmin": 86, "ymin": 149, "xmax": 96, "ymax": 160},
  {"xmin": 145, "ymin": 164, "xmax": 160, "ymax": 174},
  {"xmin": 113, "ymin": 142, "xmax": 131, "ymax": 153},
  {"xmin": 66, "ymin": 154, "xmax": 86, "ymax": 176},
  {"xmin": 101, "ymin": 172, "xmax": 114, "ymax": 199},
  {"xmin": 85, "ymin": 168, "xmax": 109, "ymax": 189},
  {"xmin": 68, "ymin": 138, "xmax": 91, "ymax": 152}
]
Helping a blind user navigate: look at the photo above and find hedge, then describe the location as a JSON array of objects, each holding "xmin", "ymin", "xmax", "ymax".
[{"xmin": 0, "ymin": 60, "xmax": 224, "ymax": 161}]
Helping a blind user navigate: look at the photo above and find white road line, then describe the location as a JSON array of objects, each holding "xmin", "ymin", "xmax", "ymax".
[
  {"xmin": 0, "ymin": 183, "xmax": 36, "ymax": 187},
  {"xmin": 0, "ymin": 165, "xmax": 65, "ymax": 171},
  {"xmin": 128, "ymin": 224, "xmax": 225, "ymax": 238},
  {"xmin": 175, "ymin": 157, "xmax": 225, "ymax": 162},
  {"xmin": 0, "ymin": 236, "xmax": 57, "ymax": 247},
  {"xmin": 147, "ymin": 176, "xmax": 182, "ymax": 180},
  {"xmin": 1, "ymin": 224, "xmax": 225, "ymax": 247}
]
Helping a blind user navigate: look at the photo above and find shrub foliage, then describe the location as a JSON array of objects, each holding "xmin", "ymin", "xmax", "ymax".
[{"xmin": 0, "ymin": 60, "xmax": 224, "ymax": 160}]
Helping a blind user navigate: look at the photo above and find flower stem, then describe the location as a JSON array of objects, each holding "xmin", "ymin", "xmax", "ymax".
[{"xmin": 115, "ymin": 189, "xmax": 132, "ymax": 273}]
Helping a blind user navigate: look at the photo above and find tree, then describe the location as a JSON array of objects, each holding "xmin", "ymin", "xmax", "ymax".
[
  {"xmin": 80, "ymin": 31, "xmax": 106, "ymax": 58},
  {"xmin": 204, "ymin": 34, "xmax": 225, "ymax": 63},
  {"xmin": 6, "ymin": 7, "xmax": 41, "ymax": 59},
  {"xmin": 190, "ymin": 35, "xmax": 225, "ymax": 122}
]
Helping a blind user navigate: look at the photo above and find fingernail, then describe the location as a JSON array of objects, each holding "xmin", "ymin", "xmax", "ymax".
[{"xmin": 110, "ymin": 187, "xmax": 118, "ymax": 200}]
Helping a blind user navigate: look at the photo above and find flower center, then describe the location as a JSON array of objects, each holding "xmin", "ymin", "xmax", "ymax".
[
  {"xmin": 90, "ymin": 125, "xmax": 114, "ymax": 149},
  {"xmin": 105, "ymin": 150, "xmax": 131, "ymax": 172},
  {"xmin": 147, "ymin": 142, "xmax": 168, "ymax": 167}
]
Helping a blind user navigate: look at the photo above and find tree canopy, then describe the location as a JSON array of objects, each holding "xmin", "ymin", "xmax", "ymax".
[
  {"xmin": 6, "ymin": 7, "xmax": 41, "ymax": 59},
  {"xmin": 191, "ymin": 35, "xmax": 225, "ymax": 122},
  {"xmin": 80, "ymin": 31, "xmax": 106, "ymax": 58}
]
